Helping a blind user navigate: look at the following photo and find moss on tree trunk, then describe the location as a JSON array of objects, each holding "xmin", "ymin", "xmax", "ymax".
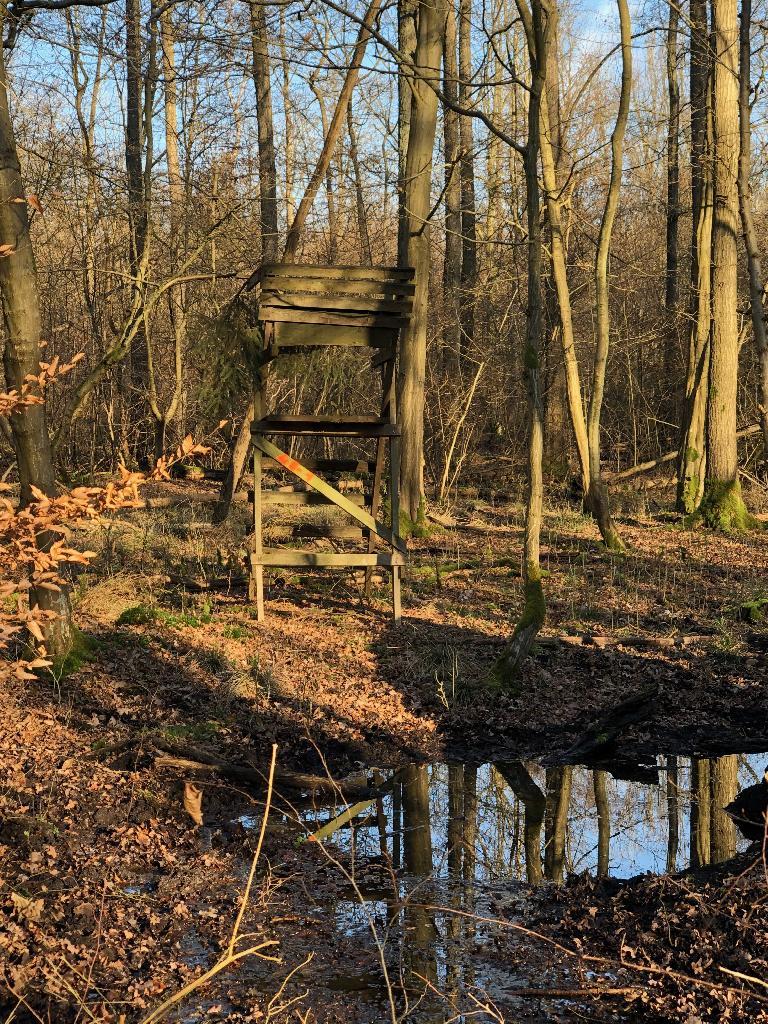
[{"xmin": 698, "ymin": 478, "xmax": 753, "ymax": 531}]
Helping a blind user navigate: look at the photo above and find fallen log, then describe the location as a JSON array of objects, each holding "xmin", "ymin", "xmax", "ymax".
[{"xmin": 605, "ymin": 422, "xmax": 760, "ymax": 482}]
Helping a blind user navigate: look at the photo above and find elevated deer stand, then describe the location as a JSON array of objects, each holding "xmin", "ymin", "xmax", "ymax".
[{"xmin": 247, "ymin": 263, "xmax": 413, "ymax": 621}]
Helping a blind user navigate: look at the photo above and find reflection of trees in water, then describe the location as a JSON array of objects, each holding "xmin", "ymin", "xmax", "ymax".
[
  {"xmin": 690, "ymin": 755, "xmax": 738, "ymax": 865},
  {"xmin": 353, "ymin": 756, "xmax": 750, "ymax": 1014},
  {"xmin": 593, "ymin": 769, "xmax": 610, "ymax": 877}
]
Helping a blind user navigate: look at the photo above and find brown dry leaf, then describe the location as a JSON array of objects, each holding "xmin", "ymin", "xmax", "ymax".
[
  {"xmin": 183, "ymin": 781, "xmax": 203, "ymax": 826},
  {"xmin": 11, "ymin": 891, "xmax": 44, "ymax": 922},
  {"xmin": 27, "ymin": 193, "xmax": 44, "ymax": 215}
]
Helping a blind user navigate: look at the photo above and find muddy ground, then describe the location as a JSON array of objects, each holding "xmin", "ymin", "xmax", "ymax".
[{"xmin": 2, "ymin": 487, "xmax": 768, "ymax": 1022}]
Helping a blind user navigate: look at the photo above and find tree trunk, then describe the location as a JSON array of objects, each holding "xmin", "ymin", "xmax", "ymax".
[
  {"xmin": 156, "ymin": 9, "xmax": 185, "ymax": 466},
  {"xmin": 593, "ymin": 770, "xmax": 610, "ymax": 878},
  {"xmin": 710, "ymin": 755, "xmax": 738, "ymax": 862},
  {"xmin": 401, "ymin": 764, "xmax": 433, "ymax": 875},
  {"xmin": 486, "ymin": 0, "xmax": 547, "ymax": 687},
  {"xmin": 585, "ymin": 0, "xmax": 631, "ymax": 552},
  {"xmin": 442, "ymin": 0, "xmax": 462, "ymax": 359},
  {"xmin": 399, "ymin": 0, "xmax": 445, "ymax": 525},
  {"xmin": 250, "ymin": 0, "xmax": 279, "ymax": 263},
  {"xmin": 665, "ymin": 2, "xmax": 680, "ymax": 314},
  {"xmin": 701, "ymin": 0, "xmax": 749, "ymax": 529},
  {"xmin": 347, "ymin": 104, "xmax": 372, "ymax": 263},
  {"xmin": 544, "ymin": 766, "xmax": 572, "ymax": 882},
  {"xmin": 690, "ymin": 758, "xmax": 711, "ymax": 867},
  {"xmin": 397, "ymin": 0, "xmax": 418, "ymax": 264},
  {"xmin": 214, "ymin": 0, "xmax": 281, "ymax": 522},
  {"xmin": 457, "ymin": 0, "xmax": 476, "ymax": 356},
  {"xmin": 0, "ymin": 17, "xmax": 72, "ymax": 659},
  {"xmin": 666, "ymin": 755, "xmax": 679, "ymax": 872},
  {"xmin": 495, "ymin": 761, "xmax": 544, "ymax": 884},
  {"xmin": 737, "ymin": 0, "xmax": 768, "ymax": 465},
  {"xmin": 125, "ymin": 0, "xmax": 150, "ymax": 464},
  {"xmin": 539, "ymin": 75, "xmax": 590, "ymax": 494},
  {"xmin": 677, "ymin": 0, "xmax": 713, "ymax": 512}
]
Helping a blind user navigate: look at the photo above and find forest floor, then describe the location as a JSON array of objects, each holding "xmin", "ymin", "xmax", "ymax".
[{"xmin": 2, "ymin": 483, "xmax": 768, "ymax": 1022}]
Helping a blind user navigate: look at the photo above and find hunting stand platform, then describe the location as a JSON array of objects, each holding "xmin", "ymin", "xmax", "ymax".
[{"xmin": 248, "ymin": 263, "xmax": 414, "ymax": 621}]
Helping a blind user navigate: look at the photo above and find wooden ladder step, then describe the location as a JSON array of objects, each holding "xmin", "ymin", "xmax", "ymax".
[
  {"xmin": 249, "ymin": 489, "xmax": 368, "ymax": 506},
  {"xmin": 262, "ymin": 457, "xmax": 376, "ymax": 474},
  {"xmin": 253, "ymin": 416, "xmax": 400, "ymax": 437},
  {"xmin": 253, "ymin": 550, "xmax": 406, "ymax": 568}
]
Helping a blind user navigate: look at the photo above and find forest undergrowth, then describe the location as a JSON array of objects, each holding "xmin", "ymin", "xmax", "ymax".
[{"xmin": 2, "ymin": 481, "xmax": 768, "ymax": 1022}]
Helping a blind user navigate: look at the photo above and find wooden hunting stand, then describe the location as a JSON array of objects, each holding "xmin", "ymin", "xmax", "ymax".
[{"xmin": 248, "ymin": 263, "xmax": 413, "ymax": 621}]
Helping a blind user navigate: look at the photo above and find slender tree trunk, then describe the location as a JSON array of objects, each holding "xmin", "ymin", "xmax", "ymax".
[
  {"xmin": 690, "ymin": 758, "xmax": 711, "ymax": 867},
  {"xmin": 585, "ymin": 0, "xmax": 631, "ymax": 552},
  {"xmin": 593, "ymin": 770, "xmax": 610, "ymax": 877},
  {"xmin": 457, "ymin": 0, "xmax": 476, "ymax": 356},
  {"xmin": 250, "ymin": 0, "xmax": 279, "ymax": 262},
  {"xmin": 677, "ymin": 0, "xmax": 713, "ymax": 512},
  {"xmin": 398, "ymin": 0, "xmax": 419, "ymax": 264},
  {"xmin": 278, "ymin": 7, "xmax": 296, "ymax": 221},
  {"xmin": 700, "ymin": 0, "xmax": 749, "ymax": 529},
  {"xmin": 125, "ymin": 0, "xmax": 150, "ymax": 464},
  {"xmin": 309, "ymin": 80, "xmax": 339, "ymax": 263},
  {"xmin": 665, "ymin": 2, "xmax": 680, "ymax": 315},
  {"xmin": 666, "ymin": 755, "xmax": 679, "ymax": 872},
  {"xmin": 540, "ymin": 81, "xmax": 590, "ymax": 494},
  {"xmin": 447, "ymin": 764, "xmax": 464, "ymax": 876},
  {"xmin": 155, "ymin": 9, "xmax": 185, "ymax": 465},
  {"xmin": 443, "ymin": 0, "xmax": 462, "ymax": 359},
  {"xmin": 347, "ymin": 104, "xmax": 372, "ymax": 263},
  {"xmin": 214, "ymin": 0, "xmax": 281, "ymax": 522},
  {"xmin": 737, "ymin": 0, "xmax": 768, "ymax": 464},
  {"xmin": 399, "ymin": 0, "xmax": 445, "ymax": 524},
  {"xmin": 486, "ymin": 0, "xmax": 548, "ymax": 687},
  {"xmin": 0, "ymin": 13, "xmax": 72, "ymax": 658},
  {"xmin": 495, "ymin": 761, "xmax": 544, "ymax": 884},
  {"xmin": 544, "ymin": 766, "xmax": 571, "ymax": 882}
]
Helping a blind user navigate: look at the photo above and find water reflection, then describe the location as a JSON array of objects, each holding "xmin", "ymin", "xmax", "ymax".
[
  {"xmin": 322, "ymin": 753, "xmax": 765, "ymax": 885},
  {"xmin": 218, "ymin": 754, "xmax": 767, "ymax": 1023}
]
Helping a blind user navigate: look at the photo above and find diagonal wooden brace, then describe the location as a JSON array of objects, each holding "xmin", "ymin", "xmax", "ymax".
[{"xmin": 252, "ymin": 435, "xmax": 406, "ymax": 553}]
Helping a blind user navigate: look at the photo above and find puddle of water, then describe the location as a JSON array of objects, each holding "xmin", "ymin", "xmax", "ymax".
[
  {"xmin": 187, "ymin": 753, "xmax": 767, "ymax": 1022},
  {"xmin": 322, "ymin": 754, "xmax": 766, "ymax": 883}
]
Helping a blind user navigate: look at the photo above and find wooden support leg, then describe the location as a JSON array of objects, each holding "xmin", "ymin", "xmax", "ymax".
[
  {"xmin": 391, "ymin": 566, "xmax": 401, "ymax": 622},
  {"xmin": 364, "ymin": 436, "xmax": 386, "ymax": 600},
  {"xmin": 250, "ymin": 440, "xmax": 265, "ymax": 621}
]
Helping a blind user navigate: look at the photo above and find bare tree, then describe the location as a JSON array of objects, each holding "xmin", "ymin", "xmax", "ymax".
[
  {"xmin": 700, "ymin": 0, "xmax": 750, "ymax": 529},
  {"xmin": 737, "ymin": 0, "xmax": 768, "ymax": 465},
  {"xmin": 677, "ymin": 0, "xmax": 713, "ymax": 512},
  {"xmin": 399, "ymin": 0, "xmax": 445, "ymax": 526}
]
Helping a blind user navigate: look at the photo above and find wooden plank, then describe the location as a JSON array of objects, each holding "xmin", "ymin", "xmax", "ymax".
[
  {"xmin": 253, "ymin": 416, "xmax": 400, "ymax": 437},
  {"xmin": 253, "ymin": 436, "xmax": 407, "ymax": 553},
  {"xmin": 268, "ymin": 309, "xmax": 405, "ymax": 329},
  {"xmin": 262, "ymin": 457, "xmax": 376, "ymax": 474},
  {"xmin": 261, "ymin": 277, "xmax": 416, "ymax": 297},
  {"xmin": 260, "ymin": 293, "xmax": 412, "ymax": 315},
  {"xmin": 260, "ymin": 264, "xmax": 415, "ymax": 282},
  {"xmin": 253, "ymin": 490, "xmax": 366, "ymax": 506},
  {"xmin": 274, "ymin": 325, "xmax": 399, "ymax": 350},
  {"xmin": 253, "ymin": 550, "xmax": 406, "ymax": 567}
]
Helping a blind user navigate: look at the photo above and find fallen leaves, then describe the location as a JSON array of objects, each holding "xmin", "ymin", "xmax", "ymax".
[{"xmin": 183, "ymin": 782, "xmax": 204, "ymax": 826}]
